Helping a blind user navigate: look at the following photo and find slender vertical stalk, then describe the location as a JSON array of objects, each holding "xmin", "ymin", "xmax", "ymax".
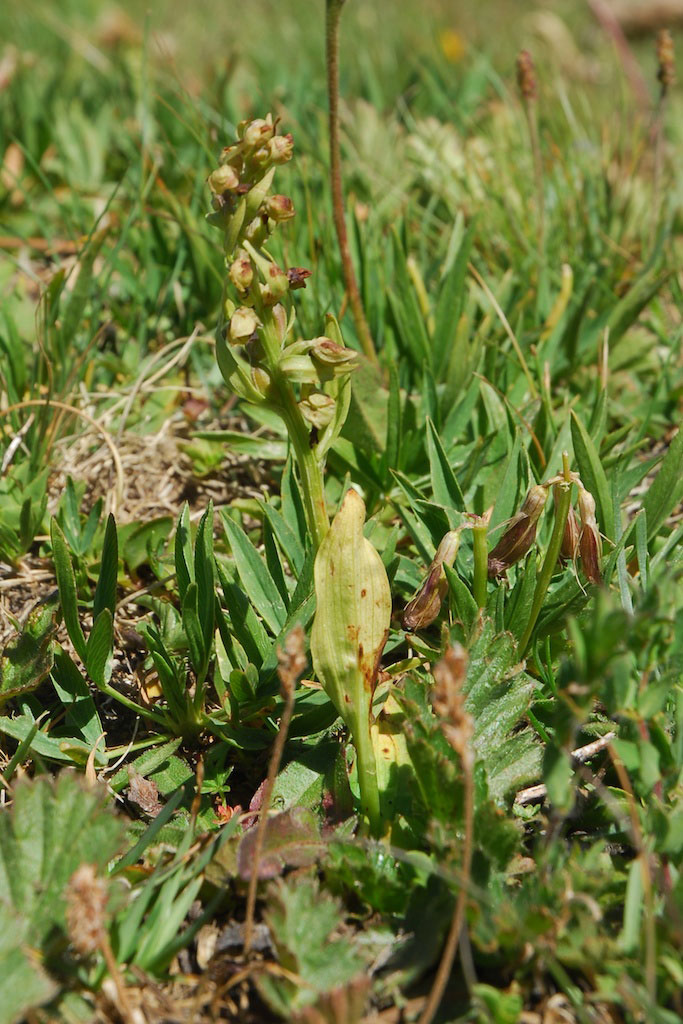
[
  {"xmin": 243, "ymin": 644, "xmax": 299, "ymax": 955},
  {"xmin": 471, "ymin": 520, "xmax": 489, "ymax": 609},
  {"xmin": 418, "ymin": 749, "xmax": 474, "ymax": 1024},
  {"xmin": 518, "ymin": 453, "xmax": 573, "ymax": 655},
  {"xmin": 354, "ymin": 714, "xmax": 382, "ymax": 838},
  {"xmin": 325, "ymin": 0, "xmax": 379, "ymax": 372}
]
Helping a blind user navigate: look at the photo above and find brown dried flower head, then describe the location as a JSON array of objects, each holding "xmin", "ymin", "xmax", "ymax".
[
  {"xmin": 402, "ymin": 530, "xmax": 461, "ymax": 630},
  {"xmin": 65, "ymin": 864, "xmax": 108, "ymax": 955},
  {"xmin": 277, "ymin": 624, "xmax": 307, "ymax": 698},
  {"xmin": 432, "ymin": 644, "xmax": 473, "ymax": 759},
  {"xmin": 657, "ymin": 29, "xmax": 676, "ymax": 96},
  {"xmin": 516, "ymin": 49, "xmax": 537, "ymax": 102},
  {"xmin": 488, "ymin": 485, "xmax": 548, "ymax": 579},
  {"xmin": 559, "ymin": 496, "xmax": 580, "ymax": 562}
]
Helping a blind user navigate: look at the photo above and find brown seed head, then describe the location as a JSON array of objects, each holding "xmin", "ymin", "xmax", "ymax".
[
  {"xmin": 488, "ymin": 485, "xmax": 548, "ymax": 578},
  {"xmin": 402, "ymin": 530, "xmax": 461, "ymax": 630},
  {"xmin": 657, "ymin": 29, "xmax": 676, "ymax": 95},
  {"xmin": 65, "ymin": 864, "xmax": 108, "ymax": 955},
  {"xmin": 432, "ymin": 644, "xmax": 473, "ymax": 758},
  {"xmin": 577, "ymin": 487, "xmax": 602, "ymax": 585},
  {"xmin": 277, "ymin": 624, "xmax": 307, "ymax": 698},
  {"xmin": 516, "ymin": 49, "xmax": 537, "ymax": 102}
]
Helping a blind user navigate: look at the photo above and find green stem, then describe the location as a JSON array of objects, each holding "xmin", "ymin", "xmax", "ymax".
[
  {"xmin": 260, "ymin": 310, "xmax": 329, "ymax": 550},
  {"xmin": 99, "ymin": 684, "xmax": 170, "ymax": 729},
  {"xmin": 353, "ymin": 713, "xmax": 382, "ymax": 838},
  {"xmin": 472, "ymin": 522, "xmax": 488, "ymax": 609},
  {"xmin": 518, "ymin": 453, "xmax": 573, "ymax": 656}
]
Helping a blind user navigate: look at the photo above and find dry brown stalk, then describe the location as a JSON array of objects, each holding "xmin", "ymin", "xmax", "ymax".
[{"xmin": 243, "ymin": 625, "xmax": 306, "ymax": 955}]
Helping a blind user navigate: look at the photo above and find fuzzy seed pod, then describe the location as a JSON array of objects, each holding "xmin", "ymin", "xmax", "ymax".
[
  {"xmin": 657, "ymin": 29, "xmax": 676, "ymax": 96},
  {"xmin": 578, "ymin": 488, "xmax": 602, "ymax": 585},
  {"xmin": 65, "ymin": 864, "xmax": 108, "ymax": 955},
  {"xmin": 488, "ymin": 485, "xmax": 547, "ymax": 578},
  {"xmin": 516, "ymin": 49, "xmax": 537, "ymax": 102},
  {"xmin": 402, "ymin": 530, "xmax": 461, "ymax": 630}
]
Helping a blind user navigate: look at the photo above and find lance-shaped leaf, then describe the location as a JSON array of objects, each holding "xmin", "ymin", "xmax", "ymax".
[{"xmin": 311, "ymin": 489, "xmax": 391, "ymax": 835}]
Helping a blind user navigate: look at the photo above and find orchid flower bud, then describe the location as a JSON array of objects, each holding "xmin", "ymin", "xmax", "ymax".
[
  {"xmin": 242, "ymin": 117, "xmax": 275, "ymax": 150},
  {"xmin": 260, "ymin": 263, "xmax": 290, "ymax": 306},
  {"xmin": 299, "ymin": 392, "xmax": 336, "ymax": 428},
  {"xmin": 269, "ymin": 133, "xmax": 294, "ymax": 164},
  {"xmin": 208, "ymin": 164, "xmax": 240, "ymax": 194},
  {"xmin": 488, "ymin": 485, "xmax": 547, "ymax": 579},
  {"xmin": 264, "ymin": 194, "xmax": 295, "ymax": 222},
  {"xmin": 228, "ymin": 253, "xmax": 254, "ymax": 293},
  {"xmin": 228, "ymin": 307, "xmax": 260, "ymax": 345},
  {"xmin": 311, "ymin": 338, "xmax": 358, "ymax": 381}
]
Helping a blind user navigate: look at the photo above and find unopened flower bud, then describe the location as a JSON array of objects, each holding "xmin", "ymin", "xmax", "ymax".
[
  {"xmin": 269, "ymin": 133, "xmax": 294, "ymax": 164},
  {"xmin": 311, "ymin": 338, "xmax": 358, "ymax": 380},
  {"xmin": 228, "ymin": 253, "xmax": 254, "ymax": 293},
  {"xmin": 264, "ymin": 194, "xmax": 295, "ymax": 222},
  {"xmin": 578, "ymin": 487, "xmax": 602, "ymax": 585},
  {"xmin": 244, "ymin": 215, "xmax": 270, "ymax": 248},
  {"xmin": 516, "ymin": 49, "xmax": 537, "ymax": 102},
  {"xmin": 288, "ymin": 266, "xmax": 312, "ymax": 290},
  {"xmin": 403, "ymin": 530, "xmax": 461, "ymax": 630},
  {"xmin": 242, "ymin": 117, "xmax": 275, "ymax": 150},
  {"xmin": 299, "ymin": 392, "xmax": 336, "ymax": 428},
  {"xmin": 260, "ymin": 263, "xmax": 290, "ymax": 305},
  {"xmin": 488, "ymin": 485, "xmax": 547, "ymax": 578},
  {"xmin": 657, "ymin": 29, "xmax": 676, "ymax": 96},
  {"xmin": 208, "ymin": 164, "xmax": 240, "ymax": 194},
  {"xmin": 228, "ymin": 307, "xmax": 260, "ymax": 345},
  {"xmin": 219, "ymin": 143, "xmax": 243, "ymax": 170}
]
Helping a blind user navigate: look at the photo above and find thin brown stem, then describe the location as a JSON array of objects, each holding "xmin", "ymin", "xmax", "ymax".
[
  {"xmin": 243, "ymin": 629, "xmax": 305, "ymax": 955},
  {"xmin": 100, "ymin": 934, "xmax": 134, "ymax": 1024},
  {"xmin": 418, "ymin": 751, "xmax": 474, "ymax": 1024},
  {"xmin": 325, "ymin": 0, "xmax": 379, "ymax": 372}
]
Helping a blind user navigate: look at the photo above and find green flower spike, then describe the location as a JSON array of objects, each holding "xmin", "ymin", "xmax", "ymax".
[{"xmin": 311, "ymin": 488, "xmax": 391, "ymax": 837}]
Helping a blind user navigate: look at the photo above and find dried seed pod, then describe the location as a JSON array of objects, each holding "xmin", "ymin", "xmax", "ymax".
[
  {"xmin": 65, "ymin": 864, "xmax": 108, "ymax": 955},
  {"xmin": 488, "ymin": 485, "xmax": 548, "ymax": 579},
  {"xmin": 559, "ymin": 496, "xmax": 580, "ymax": 562},
  {"xmin": 402, "ymin": 530, "xmax": 461, "ymax": 630},
  {"xmin": 657, "ymin": 29, "xmax": 676, "ymax": 96},
  {"xmin": 578, "ymin": 487, "xmax": 602, "ymax": 585},
  {"xmin": 516, "ymin": 49, "xmax": 537, "ymax": 102}
]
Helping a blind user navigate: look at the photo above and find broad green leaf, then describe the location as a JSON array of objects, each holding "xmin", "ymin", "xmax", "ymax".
[
  {"xmin": 51, "ymin": 647, "xmax": 104, "ymax": 752},
  {"xmin": 85, "ymin": 608, "xmax": 114, "ymax": 688},
  {"xmin": 237, "ymin": 808, "xmax": 326, "ymax": 879},
  {"xmin": 93, "ymin": 513, "xmax": 118, "ymax": 621},
  {"xmin": 0, "ymin": 908, "xmax": 57, "ymax": 1024},
  {"xmin": 50, "ymin": 519, "xmax": 87, "ymax": 662},
  {"xmin": 0, "ymin": 599, "xmax": 56, "ymax": 705}
]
